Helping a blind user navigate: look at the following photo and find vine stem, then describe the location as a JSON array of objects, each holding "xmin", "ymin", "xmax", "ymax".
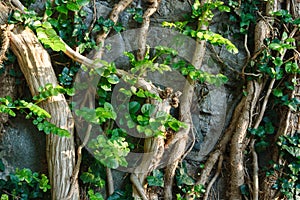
[
  {"xmin": 250, "ymin": 139, "xmax": 259, "ymax": 200},
  {"xmin": 137, "ymin": 0, "xmax": 161, "ymax": 60},
  {"xmin": 203, "ymin": 155, "xmax": 223, "ymax": 200}
]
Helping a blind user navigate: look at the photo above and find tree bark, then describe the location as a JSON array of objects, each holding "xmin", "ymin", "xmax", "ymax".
[{"xmin": 9, "ymin": 25, "xmax": 79, "ymax": 200}]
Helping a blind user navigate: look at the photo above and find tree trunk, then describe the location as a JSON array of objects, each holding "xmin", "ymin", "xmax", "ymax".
[{"xmin": 9, "ymin": 25, "xmax": 79, "ymax": 200}]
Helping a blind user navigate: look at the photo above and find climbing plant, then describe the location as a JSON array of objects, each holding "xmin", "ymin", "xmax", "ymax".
[{"xmin": 1, "ymin": 0, "xmax": 299, "ymax": 199}]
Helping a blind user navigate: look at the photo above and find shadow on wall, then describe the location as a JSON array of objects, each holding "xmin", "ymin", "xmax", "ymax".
[{"xmin": 0, "ymin": 116, "xmax": 47, "ymax": 177}]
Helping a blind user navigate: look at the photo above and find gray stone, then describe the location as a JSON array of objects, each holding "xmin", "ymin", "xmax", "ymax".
[{"xmin": 0, "ymin": 116, "xmax": 47, "ymax": 177}]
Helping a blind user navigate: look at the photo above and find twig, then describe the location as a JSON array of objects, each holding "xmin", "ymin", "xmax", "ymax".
[
  {"xmin": 87, "ymin": 0, "xmax": 97, "ymax": 36},
  {"xmin": 10, "ymin": 0, "xmax": 25, "ymax": 13},
  {"xmin": 241, "ymin": 32, "xmax": 251, "ymax": 78},
  {"xmin": 63, "ymin": 123, "xmax": 93, "ymax": 200},
  {"xmin": 130, "ymin": 174, "xmax": 149, "ymax": 200},
  {"xmin": 203, "ymin": 155, "xmax": 223, "ymax": 200},
  {"xmin": 106, "ymin": 167, "xmax": 114, "ymax": 196},
  {"xmin": 96, "ymin": 0, "xmax": 133, "ymax": 46},
  {"xmin": 253, "ymin": 78, "xmax": 275, "ymax": 129},
  {"xmin": 250, "ymin": 139, "xmax": 259, "ymax": 200}
]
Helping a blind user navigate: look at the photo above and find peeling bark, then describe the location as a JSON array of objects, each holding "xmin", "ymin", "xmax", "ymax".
[
  {"xmin": 9, "ymin": 26, "xmax": 79, "ymax": 200},
  {"xmin": 0, "ymin": 3, "xmax": 78, "ymax": 199}
]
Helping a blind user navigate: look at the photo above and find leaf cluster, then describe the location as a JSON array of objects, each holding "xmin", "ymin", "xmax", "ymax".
[
  {"xmin": 175, "ymin": 162, "xmax": 205, "ymax": 199},
  {"xmin": 80, "ymin": 161, "xmax": 105, "ymax": 200},
  {"xmin": 0, "ymin": 84, "xmax": 72, "ymax": 137},
  {"xmin": 75, "ymin": 102, "xmax": 117, "ymax": 125},
  {"xmin": 248, "ymin": 117, "xmax": 275, "ymax": 152},
  {"xmin": 162, "ymin": 0, "xmax": 238, "ymax": 54},
  {"xmin": 0, "ymin": 161, "xmax": 50, "ymax": 200},
  {"xmin": 172, "ymin": 60, "xmax": 228, "ymax": 86},
  {"xmin": 228, "ymin": 0, "xmax": 259, "ymax": 34},
  {"xmin": 273, "ymin": 134, "xmax": 300, "ymax": 199},
  {"xmin": 127, "ymin": 7, "xmax": 144, "ymax": 23},
  {"xmin": 88, "ymin": 129, "xmax": 130, "ymax": 169}
]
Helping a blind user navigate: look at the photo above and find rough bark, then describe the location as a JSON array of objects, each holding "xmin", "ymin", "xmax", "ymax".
[
  {"xmin": 229, "ymin": 80, "xmax": 262, "ymax": 200},
  {"xmin": 9, "ymin": 26, "xmax": 79, "ymax": 200},
  {"xmin": 164, "ymin": 1, "xmax": 208, "ymax": 197}
]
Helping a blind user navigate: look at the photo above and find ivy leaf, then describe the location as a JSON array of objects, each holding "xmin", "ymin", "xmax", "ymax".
[
  {"xmin": 141, "ymin": 104, "xmax": 156, "ymax": 117},
  {"xmin": 66, "ymin": 2, "xmax": 80, "ymax": 11},
  {"xmin": 77, "ymin": 0, "xmax": 90, "ymax": 6},
  {"xmin": 273, "ymin": 57, "xmax": 283, "ymax": 67},
  {"xmin": 147, "ymin": 169, "xmax": 164, "ymax": 187},
  {"xmin": 56, "ymin": 5, "xmax": 68, "ymax": 15},
  {"xmin": 273, "ymin": 88, "xmax": 283, "ymax": 97},
  {"xmin": 106, "ymin": 74, "xmax": 119, "ymax": 84},
  {"xmin": 176, "ymin": 163, "xmax": 195, "ymax": 186},
  {"xmin": 129, "ymin": 101, "xmax": 141, "ymax": 114},
  {"xmin": 80, "ymin": 172, "xmax": 95, "ymax": 184},
  {"xmin": 269, "ymin": 43, "xmax": 282, "ymax": 51},
  {"xmin": 285, "ymin": 62, "xmax": 299, "ymax": 73}
]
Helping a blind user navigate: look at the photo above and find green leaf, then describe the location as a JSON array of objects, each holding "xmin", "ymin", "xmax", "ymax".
[
  {"xmin": 66, "ymin": 2, "xmax": 80, "ymax": 11},
  {"xmin": 0, "ymin": 194, "xmax": 9, "ymax": 200},
  {"xmin": 88, "ymin": 189, "xmax": 104, "ymax": 200},
  {"xmin": 141, "ymin": 104, "xmax": 156, "ymax": 117},
  {"xmin": 80, "ymin": 172, "xmax": 95, "ymax": 184},
  {"xmin": 285, "ymin": 62, "xmax": 299, "ymax": 73},
  {"xmin": 176, "ymin": 164, "xmax": 195, "ymax": 186},
  {"xmin": 0, "ymin": 159, "xmax": 5, "ymax": 172},
  {"xmin": 16, "ymin": 168, "xmax": 33, "ymax": 183},
  {"xmin": 281, "ymin": 31, "xmax": 288, "ymax": 41},
  {"xmin": 77, "ymin": 0, "xmax": 90, "ymax": 6},
  {"xmin": 129, "ymin": 101, "xmax": 141, "ymax": 114},
  {"xmin": 56, "ymin": 5, "xmax": 68, "ymax": 15},
  {"xmin": 127, "ymin": 119, "xmax": 136, "ymax": 129},
  {"xmin": 265, "ymin": 122, "xmax": 275, "ymax": 134},
  {"xmin": 147, "ymin": 169, "xmax": 164, "ymax": 187},
  {"xmin": 106, "ymin": 74, "xmax": 119, "ymax": 84},
  {"xmin": 240, "ymin": 184, "xmax": 249, "ymax": 195},
  {"xmin": 269, "ymin": 43, "xmax": 282, "ymax": 51},
  {"xmin": 273, "ymin": 57, "xmax": 283, "ymax": 67},
  {"xmin": 249, "ymin": 126, "xmax": 265, "ymax": 138},
  {"xmin": 144, "ymin": 128, "xmax": 153, "ymax": 136},
  {"xmin": 273, "ymin": 88, "xmax": 283, "ymax": 97}
]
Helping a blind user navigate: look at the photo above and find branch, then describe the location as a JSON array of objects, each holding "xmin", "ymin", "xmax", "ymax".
[
  {"xmin": 106, "ymin": 167, "xmax": 114, "ymax": 196},
  {"xmin": 63, "ymin": 123, "xmax": 93, "ymax": 200},
  {"xmin": 130, "ymin": 174, "xmax": 149, "ymax": 200},
  {"xmin": 10, "ymin": 0, "xmax": 25, "ymax": 13},
  {"xmin": 250, "ymin": 139, "xmax": 259, "ymax": 200},
  {"xmin": 196, "ymin": 93, "xmax": 244, "ymax": 186},
  {"xmin": 96, "ymin": 0, "xmax": 134, "ymax": 46},
  {"xmin": 137, "ymin": 0, "xmax": 160, "ymax": 60},
  {"xmin": 203, "ymin": 155, "xmax": 223, "ymax": 200}
]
